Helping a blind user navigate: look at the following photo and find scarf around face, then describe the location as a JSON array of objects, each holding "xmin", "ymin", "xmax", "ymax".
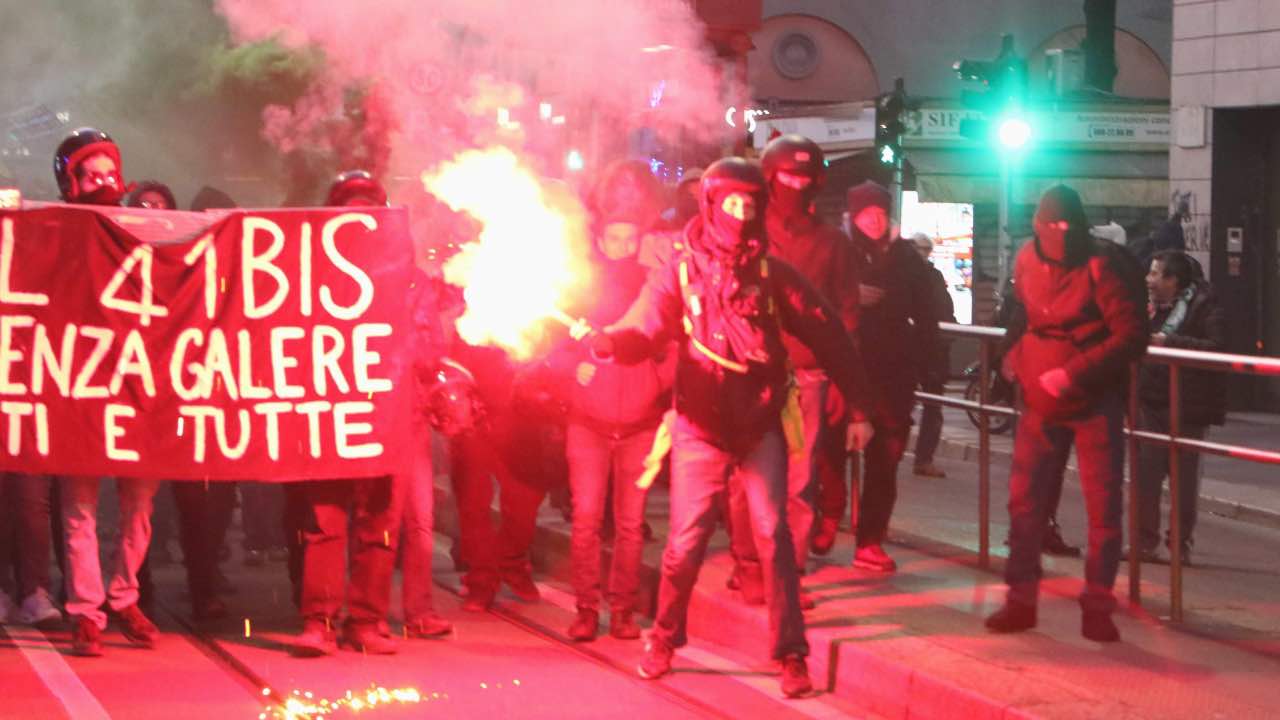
[{"xmin": 684, "ymin": 219, "xmax": 772, "ymax": 369}]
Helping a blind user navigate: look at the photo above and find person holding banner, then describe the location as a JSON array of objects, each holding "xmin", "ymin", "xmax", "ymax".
[
  {"xmin": 292, "ymin": 172, "xmax": 407, "ymax": 657},
  {"xmin": 594, "ymin": 158, "xmax": 876, "ymax": 698},
  {"xmin": 50, "ymin": 128, "xmax": 162, "ymax": 656}
]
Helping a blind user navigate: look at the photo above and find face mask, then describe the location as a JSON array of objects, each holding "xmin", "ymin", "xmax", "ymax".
[
  {"xmin": 1034, "ymin": 217, "xmax": 1069, "ymax": 262},
  {"xmin": 705, "ymin": 191, "xmax": 763, "ymax": 262},
  {"xmin": 769, "ymin": 171, "xmax": 816, "ymax": 219},
  {"xmin": 78, "ymin": 185, "xmax": 124, "ymax": 207}
]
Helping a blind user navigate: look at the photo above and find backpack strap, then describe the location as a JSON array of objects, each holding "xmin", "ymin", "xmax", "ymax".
[{"xmin": 678, "ymin": 257, "xmax": 751, "ymax": 375}]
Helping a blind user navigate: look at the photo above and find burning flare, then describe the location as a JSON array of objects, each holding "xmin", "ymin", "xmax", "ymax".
[{"xmin": 422, "ymin": 147, "xmax": 589, "ymax": 360}]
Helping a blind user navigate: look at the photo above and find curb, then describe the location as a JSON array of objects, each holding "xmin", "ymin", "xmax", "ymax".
[{"xmin": 911, "ymin": 429, "xmax": 1280, "ymax": 532}]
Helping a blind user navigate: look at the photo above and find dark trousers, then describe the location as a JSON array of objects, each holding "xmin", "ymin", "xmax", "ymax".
[
  {"xmin": 653, "ymin": 421, "xmax": 808, "ymax": 660},
  {"xmin": 240, "ymin": 482, "xmax": 285, "ymax": 551},
  {"xmin": 1006, "ymin": 399, "xmax": 1125, "ymax": 613},
  {"xmin": 914, "ymin": 379, "xmax": 945, "ymax": 465},
  {"xmin": 172, "ymin": 482, "xmax": 237, "ymax": 606},
  {"xmin": 300, "ymin": 476, "xmax": 400, "ymax": 626},
  {"xmin": 283, "ymin": 483, "xmax": 310, "ymax": 608},
  {"xmin": 1136, "ymin": 406, "xmax": 1206, "ymax": 551},
  {"xmin": 567, "ymin": 422, "xmax": 655, "ymax": 613},
  {"xmin": 855, "ymin": 421, "xmax": 911, "ymax": 547},
  {"xmin": 0, "ymin": 473, "xmax": 54, "ymax": 599},
  {"xmin": 449, "ymin": 420, "xmax": 550, "ymax": 595}
]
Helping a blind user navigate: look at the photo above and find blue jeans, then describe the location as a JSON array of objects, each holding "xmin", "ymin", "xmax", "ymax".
[
  {"xmin": 1005, "ymin": 398, "xmax": 1125, "ymax": 613},
  {"xmin": 567, "ymin": 422, "xmax": 655, "ymax": 612},
  {"xmin": 653, "ymin": 419, "xmax": 808, "ymax": 659}
]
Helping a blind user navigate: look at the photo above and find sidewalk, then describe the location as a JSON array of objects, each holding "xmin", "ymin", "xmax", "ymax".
[
  {"xmin": 915, "ymin": 402, "xmax": 1280, "ymax": 529},
  {"xmin": 434, "ymin": 469, "xmax": 1280, "ymax": 720}
]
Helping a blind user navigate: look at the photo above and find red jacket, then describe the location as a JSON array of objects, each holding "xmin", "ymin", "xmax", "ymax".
[{"xmin": 1009, "ymin": 242, "xmax": 1146, "ymax": 420}]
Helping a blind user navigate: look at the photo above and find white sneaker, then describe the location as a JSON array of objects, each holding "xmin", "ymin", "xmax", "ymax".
[
  {"xmin": 0, "ymin": 591, "xmax": 15, "ymax": 625},
  {"xmin": 18, "ymin": 588, "xmax": 63, "ymax": 630}
]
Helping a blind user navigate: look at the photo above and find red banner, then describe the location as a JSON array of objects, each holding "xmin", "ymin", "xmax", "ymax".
[{"xmin": 0, "ymin": 204, "xmax": 415, "ymax": 481}]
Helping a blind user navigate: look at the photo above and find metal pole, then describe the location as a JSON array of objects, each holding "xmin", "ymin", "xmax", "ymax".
[
  {"xmin": 996, "ymin": 155, "xmax": 1012, "ymax": 294},
  {"xmin": 1127, "ymin": 363, "xmax": 1141, "ymax": 605},
  {"xmin": 1168, "ymin": 364, "xmax": 1184, "ymax": 622},
  {"xmin": 978, "ymin": 340, "xmax": 992, "ymax": 569}
]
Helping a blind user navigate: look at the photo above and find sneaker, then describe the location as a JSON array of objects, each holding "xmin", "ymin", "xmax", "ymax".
[
  {"xmin": 243, "ymin": 549, "xmax": 266, "ymax": 567},
  {"xmin": 852, "ymin": 544, "xmax": 897, "ymax": 572},
  {"xmin": 779, "ymin": 654, "xmax": 813, "ymax": 698},
  {"xmin": 461, "ymin": 587, "xmax": 496, "ymax": 613},
  {"xmin": 1043, "ymin": 521, "xmax": 1081, "ymax": 557},
  {"xmin": 292, "ymin": 619, "xmax": 338, "ymax": 657},
  {"xmin": 984, "ymin": 602, "xmax": 1037, "ymax": 634},
  {"xmin": 609, "ymin": 610, "xmax": 641, "ymax": 640},
  {"xmin": 637, "ymin": 633, "xmax": 674, "ymax": 680},
  {"xmin": 19, "ymin": 588, "xmax": 63, "ymax": 631},
  {"xmin": 810, "ymin": 518, "xmax": 839, "ymax": 556},
  {"xmin": 1081, "ymin": 611, "xmax": 1120, "ymax": 643},
  {"xmin": 0, "ymin": 590, "xmax": 16, "ymax": 625},
  {"xmin": 567, "ymin": 608, "xmax": 599, "ymax": 642},
  {"xmin": 913, "ymin": 462, "xmax": 947, "ymax": 478},
  {"xmin": 71, "ymin": 616, "xmax": 104, "ymax": 657},
  {"xmin": 343, "ymin": 623, "xmax": 398, "ymax": 654},
  {"xmin": 112, "ymin": 604, "xmax": 158, "ymax": 648},
  {"xmin": 405, "ymin": 615, "xmax": 452, "ymax": 639},
  {"xmin": 502, "ymin": 572, "xmax": 541, "ymax": 602}
]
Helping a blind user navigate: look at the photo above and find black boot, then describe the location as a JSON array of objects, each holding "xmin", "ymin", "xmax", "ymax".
[
  {"xmin": 985, "ymin": 602, "xmax": 1037, "ymax": 634},
  {"xmin": 1042, "ymin": 519, "xmax": 1081, "ymax": 557}
]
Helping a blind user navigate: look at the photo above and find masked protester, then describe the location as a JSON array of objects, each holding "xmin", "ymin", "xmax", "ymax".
[
  {"xmin": 291, "ymin": 172, "xmax": 408, "ymax": 656},
  {"xmin": 724, "ymin": 136, "xmax": 862, "ymax": 609},
  {"xmin": 124, "ymin": 181, "xmax": 177, "ymax": 210},
  {"xmin": 596, "ymin": 157, "xmax": 875, "ymax": 698},
  {"xmin": 47, "ymin": 128, "xmax": 162, "ymax": 656},
  {"xmin": 841, "ymin": 181, "xmax": 941, "ymax": 573},
  {"xmin": 539, "ymin": 160, "xmax": 675, "ymax": 642},
  {"xmin": 987, "ymin": 184, "xmax": 1146, "ymax": 643}
]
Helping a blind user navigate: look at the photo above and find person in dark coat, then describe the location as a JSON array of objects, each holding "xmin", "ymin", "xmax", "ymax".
[
  {"xmin": 597, "ymin": 158, "xmax": 875, "ymax": 698},
  {"xmin": 986, "ymin": 185, "xmax": 1146, "ymax": 643},
  {"xmin": 548, "ymin": 160, "xmax": 675, "ymax": 642},
  {"xmin": 909, "ymin": 232, "xmax": 954, "ymax": 479},
  {"xmin": 1135, "ymin": 250, "xmax": 1226, "ymax": 564},
  {"xmin": 726, "ymin": 135, "xmax": 862, "ymax": 600},
  {"xmin": 843, "ymin": 181, "xmax": 941, "ymax": 572}
]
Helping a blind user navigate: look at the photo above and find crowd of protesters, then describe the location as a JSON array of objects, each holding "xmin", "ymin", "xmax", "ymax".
[{"xmin": 0, "ymin": 126, "xmax": 1224, "ymax": 698}]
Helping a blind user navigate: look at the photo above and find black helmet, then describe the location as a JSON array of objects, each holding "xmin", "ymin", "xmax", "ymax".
[
  {"xmin": 760, "ymin": 134, "xmax": 824, "ymax": 182},
  {"xmin": 325, "ymin": 170, "xmax": 387, "ymax": 207},
  {"xmin": 425, "ymin": 359, "xmax": 485, "ymax": 437},
  {"xmin": 698, "ymin": 157, "xmax": 766, "ymax": 219},
  {"xmin": 53, "ymin": 127, "xmax": 122, "ymax": 201}
]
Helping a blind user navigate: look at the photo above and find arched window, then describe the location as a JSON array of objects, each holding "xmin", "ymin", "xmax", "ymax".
[
  {"xmin": 1030, "ymin": 26, "xmax": 1170, "ymax": 99},
  {"xmin": 747, "ymin": 14, "xmax": 878, "ymax": 104}
]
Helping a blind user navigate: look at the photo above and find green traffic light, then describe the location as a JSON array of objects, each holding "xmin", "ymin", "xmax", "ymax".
[
  {"xmin": 997, "ymin": 116, "xmax": 1031, "ymax": 150},
  {"xmin": 880, "ymin": 145, "xmax": 896, "ymax": 164}
]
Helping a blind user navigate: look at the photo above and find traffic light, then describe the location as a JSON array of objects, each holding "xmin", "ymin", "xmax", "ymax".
[
  {"xmin": 954, "ymin": 35, "xmax": 1031, "ymax": 152},
  {"xmin": 875, "ymin": 78, "xmax": 907, "ymax": 166}
]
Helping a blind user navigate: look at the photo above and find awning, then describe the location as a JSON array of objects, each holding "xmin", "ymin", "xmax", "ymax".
[{"xmin": 907, "ymin": 148, "xmax": 1169, "ymax": 208}]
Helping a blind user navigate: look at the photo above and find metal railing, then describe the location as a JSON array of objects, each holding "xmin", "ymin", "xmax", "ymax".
[{"xmin": 917, "ymin": 322, "xmax": 1280, "ymax": 622}]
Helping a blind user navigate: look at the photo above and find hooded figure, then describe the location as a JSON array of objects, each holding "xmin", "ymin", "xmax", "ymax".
[
  {"xmin": 840, "ymin": 179, "xmax": 941, "ymax": 572},
  {"xmin": 599, "ymin": 157, "xmax": 875, "ymax": 698},
  {"xmin": 987, "ymin": 184, "xmax": 1147, "ymax": 645}
]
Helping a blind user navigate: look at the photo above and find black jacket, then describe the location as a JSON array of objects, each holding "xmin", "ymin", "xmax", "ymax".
[{"xmin": 1138, "ymin": 283, "xmax": 1227, "ymax": 426}]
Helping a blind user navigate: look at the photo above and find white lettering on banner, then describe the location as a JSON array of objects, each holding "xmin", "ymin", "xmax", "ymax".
[
  {"xmin": 99, "ymin": 245, "xmax": 169, "ymax": 327},
  {"xmin": 108, "ymin": 329, "xmax": 156, "ymax": 398},
  {"xmin": 295, "ymin": 400, "xmax": 331, "ymax": 458},
  {"xmin": 0, "ymin": 218, "xmax": 50, "ymax": 306},
  {"xmin": 214, "ymin": 408, "xmax": 250, "ymax": 460},
  {"xmin": 202, "ymin": 329, "xmax": 239, "ymax": 400},
  {"xmin": 235, "ymin": 330, "xmax": 271, "ymax": 400},
  {"xmin": 2, "ymin": 401, "xmax": 47, "ymax": 455},
  {"xmin": 182, "ymin": 233, "xmax": 217, "ymax": 319},
  {"xmin": 352, "ymin": 323, "xmax": 392, "ymax": 394},
  {"xmin": 319, "ymin": 213, "xmax": 376, "ymax": 321},
  {"xmin": 333, "ymin": 401, "xmax": 381, "ymax": 459},
  {"xmin": 300, "ymin": 222, "xmax": 313, "ymax": 317},
  {"xmin": 104, "ymin": 404, "xmax": 139, "ymax": 461},
  {"xmin": 179, "ymin": 405, "xmax": 217, "ymax": 462},
  {"xmin": 270, "ymin": 327, "xmax": 306, "ymax": 399},
  {"xmin": 312, "ymin": 326, "xmax": 349, "ymax": 395},
  {"xmin": 253, "ymin": 401, "xmax": 291, "ymax": 461},
  {"xmin": 170, "ymin": 328, "xmax": 206, "ymax": 401},
  {"xmin": 32, "ymin": 324, "xmax": 75, "ymax": 396},
  {"xmin": 242, "ymin": 216, "xmax": 290, "ymax": 319},
  {"xmin": 0, "ymin": 315, "xmax": 35, "ymax": 394},
  {"xmin": 71, "ymin": 327, "xmax": 113, "ymax": 400}
]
